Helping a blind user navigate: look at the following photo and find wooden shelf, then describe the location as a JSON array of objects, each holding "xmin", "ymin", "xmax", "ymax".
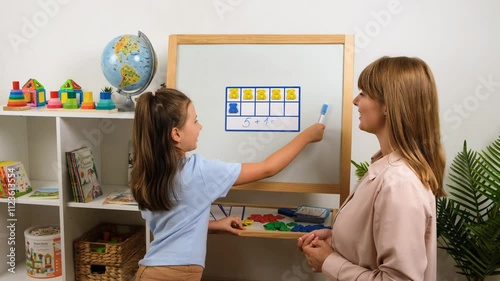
[
  {"xmin": 0, "ymin": 180, "xmax": 60, "ymax": 207},
  {"xmin": 231, "ymin": 181, "xmax": 340, "ymax": 194},
  {"xmin": 211, "ymin": 202, "xmax": 337, "ymax": 239},
  {"xmin": 67, "ymin": 185, "xmax": 139, "ymax": 211},
  {"xmin": 0, "ymin": 107, "xmax": 134, "ymax": 119}
]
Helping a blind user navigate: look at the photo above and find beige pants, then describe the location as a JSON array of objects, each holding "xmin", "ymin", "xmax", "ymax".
[{"xmin": 135, "ymin": 265, "xmax": 204, "ymax": 281}]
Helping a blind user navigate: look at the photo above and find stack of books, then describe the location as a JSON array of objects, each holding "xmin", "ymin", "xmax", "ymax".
[{"xmin": 66, "ymin": 146, "xmax": 103, "ymax": 203}]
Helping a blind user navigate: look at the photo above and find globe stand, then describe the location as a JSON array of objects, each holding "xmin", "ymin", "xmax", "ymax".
[{"xmin": 118, "ymin": 93, "xmax": 136, "ymax": 112}]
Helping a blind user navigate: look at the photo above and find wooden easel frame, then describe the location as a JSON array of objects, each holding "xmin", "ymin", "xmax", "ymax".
[{"xmin": 166, "ymin": 34, "xmax": 354, "ymax": 204}]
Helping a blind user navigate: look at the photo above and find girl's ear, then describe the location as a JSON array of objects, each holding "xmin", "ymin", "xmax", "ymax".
[{"xmin": 171, "ymin": 127, "xmax": 181, "ymax": 143}]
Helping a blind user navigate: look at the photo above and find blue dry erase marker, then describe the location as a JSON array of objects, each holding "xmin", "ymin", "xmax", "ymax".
[{"xmin": 318, "ymin": 103, "xmax": 329, "ymax": 124}]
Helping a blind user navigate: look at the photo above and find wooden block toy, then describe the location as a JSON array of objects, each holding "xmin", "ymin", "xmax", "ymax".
[
  {"xmin": 81, "ymin": 91, "xmax": 96, "ymax": 109},
  {"xmin": 96, "ymin": 91, "xmax": 116, "ymax": 110},
  {"xmin": 46, "ymin": 91, "xmax": 63, "ymax": 108},
  {"xmin": 22, "ymin": 78, "xmax": 46, "ymax": 107},
  {"xmin": 58, "ymin": 79, "xmax": 83, "ymax": 106},
  {"xmin": 3, "ymin": 81, "xmax": 31, "ymax": 111},
  {"xmin": 63, "ymin": 91, "xmax": 79, "ymax": 109}
]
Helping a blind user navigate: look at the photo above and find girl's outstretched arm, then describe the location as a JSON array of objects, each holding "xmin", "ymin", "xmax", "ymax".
[{"xmin": 234, "ymin": 123, "xmax": 325, "ymax": 185}]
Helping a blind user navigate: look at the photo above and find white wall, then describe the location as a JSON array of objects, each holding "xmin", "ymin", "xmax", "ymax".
[{"xmin": 1, "ymin": 0, "xmax": 499, "ymax": 280}]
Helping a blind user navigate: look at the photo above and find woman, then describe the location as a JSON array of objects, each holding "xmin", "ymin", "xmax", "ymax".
[{"xmin": 298, "ymin": 56, "xmax": 446, "ymax": 281}]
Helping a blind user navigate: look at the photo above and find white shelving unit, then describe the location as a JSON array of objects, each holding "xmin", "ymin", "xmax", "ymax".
[{"xmin": 0, "ymin": 109, "xmax": 145, "ymax": 281}]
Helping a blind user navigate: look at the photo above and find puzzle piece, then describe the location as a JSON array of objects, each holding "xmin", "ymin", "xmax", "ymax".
[{"xmin": 242, "ymin": 219, "xmax": 254, "ymax": 226}]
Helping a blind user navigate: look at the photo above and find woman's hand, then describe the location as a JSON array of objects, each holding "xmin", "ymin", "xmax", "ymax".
[
  {"xmin": 208, "ymin": 216, "xmax": 245, "ymax": 235},
  {"xmin": 297, "ymin": 229, "xmax": 332, "ymax": 250},
  {"xmin": 302, "ymin": 237, "xmax": 334, "ymax": 272}
]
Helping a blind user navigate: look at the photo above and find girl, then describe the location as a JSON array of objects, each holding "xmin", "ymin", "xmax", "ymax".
[
  {"xmin": 298, "ymin": 56, "xmax": 446, "ymax": 281},
  {"xmin": 132, "ymin": 88, "xmax": 325, "ymax": 280}
]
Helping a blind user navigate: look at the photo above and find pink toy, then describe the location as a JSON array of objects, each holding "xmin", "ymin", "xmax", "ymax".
[{"xmin": 46, "ymin": 91, "xmax": 63, "ymax": 109}]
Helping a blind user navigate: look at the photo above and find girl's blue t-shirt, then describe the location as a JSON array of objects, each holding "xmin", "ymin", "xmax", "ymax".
[{"xmin": 139, "ymin": 154, "xmax": 241, "ymax": 267}]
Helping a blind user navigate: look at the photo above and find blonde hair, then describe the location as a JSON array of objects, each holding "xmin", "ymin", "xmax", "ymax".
[
  {"xmin": 358, "ymin": 56, "xmax": 446, "ymax": 197},
  {"xmin": 131, "ymin": 88, "xmax": 191, "ymax": 210}
]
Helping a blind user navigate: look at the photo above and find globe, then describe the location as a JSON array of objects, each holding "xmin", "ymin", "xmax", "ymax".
[{"xmin": 101, "ymin": 31, "xmax": 157, "ymax": 111}]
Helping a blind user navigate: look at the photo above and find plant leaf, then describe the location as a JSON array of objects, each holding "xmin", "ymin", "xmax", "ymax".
[
  {"xmin": 437, "ymin": 135, "xmax": 500, "ymax": 279},
  {"xmin": 350, "ymin": 160, "xmax": 369, "ymax": 180}
]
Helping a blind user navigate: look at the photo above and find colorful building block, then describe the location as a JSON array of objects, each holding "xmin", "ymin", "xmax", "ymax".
[
  {"xmin": 80, "ymin": 92, "xmax": 96, "ymax": 109},
  {"xmin": 96, "ymin": 91, "xmax": 116, "ymax": 110},
  {"xmin": 46, "ymin": 91, "xmax": 63, "ymax": 109},
  {"xmin": 22, "ymin": 78, "xmax": 46, "ymax": 107},
  {"xmin": 58, "ymin": 79, "xmax": 83, "ymax": 106},
  {"xmin": 63, "ymin": 91, "xmax": 79, "ymax": 109},
  {"xmin": 3, "ymin": 81, "xmax": 31, "ymax": 111}
]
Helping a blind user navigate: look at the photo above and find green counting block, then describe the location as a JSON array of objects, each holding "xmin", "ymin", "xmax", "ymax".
[{"xmin": 63, "ymin": 98, "xmax": 78, "ymax": 109}]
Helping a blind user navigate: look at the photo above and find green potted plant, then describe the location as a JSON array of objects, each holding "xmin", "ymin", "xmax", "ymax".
[
  {"xmin": 437, "ymin": 136, "xmax": 500, "ymax": 281},
  {"xmin": 350, "ymin": 135, "xmax": 500, "ymax": 281},
  {"xmin": 101, "ymin": 86, "xmax": 113, "ymax": 94},
  {"xmin": 96, "ymin": 86, "xmax": 116, "ymax": 110}
]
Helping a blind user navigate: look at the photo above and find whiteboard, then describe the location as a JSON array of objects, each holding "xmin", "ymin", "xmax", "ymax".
[{"xmin": 167, "ymin": 35, "xmax": 353, "ymax": 202}]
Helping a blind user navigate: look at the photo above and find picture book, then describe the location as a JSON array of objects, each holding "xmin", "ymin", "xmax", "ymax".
[
  {"xmin": 66, "ymin": 146, "xmax": 103, "ymax": 203},
  {"xmin": 0, "ymin": 161, "xmax": 32, "ymax": 198},
  {"xmin": 28, "ymin": 187, "xmax": 59, "ymax": 199},
  {"xmin": 103, "ymin": 189, "xmax": 137, "ymax": 205}
]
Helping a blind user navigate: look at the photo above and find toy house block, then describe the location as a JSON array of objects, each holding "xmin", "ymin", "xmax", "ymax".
[
  {"xmin": 59, "ymin": 79, "xmax": 83, "ymax": 106},
  {"xmin": 22, "ymin": 78, "xmax": 46, "ymax": 107}
]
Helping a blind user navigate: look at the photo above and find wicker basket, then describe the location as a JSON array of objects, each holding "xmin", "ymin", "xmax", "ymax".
[
  {"xmin": 75, "ymin": 246, "xmax": 145, "ymax": 281},
  {"xmin": 74, "ymin": 223, "xmax": 145, "ymax": 267}
]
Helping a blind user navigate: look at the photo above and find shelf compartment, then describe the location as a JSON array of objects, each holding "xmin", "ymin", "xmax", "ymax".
[{"xmin": 0, "ymin": 116, "xmax": 58, "ymax": 184}]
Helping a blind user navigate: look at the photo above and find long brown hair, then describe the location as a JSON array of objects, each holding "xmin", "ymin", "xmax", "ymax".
[
  {"xmin": 358, "ymin": 56, "xmax": 446, "ymax": 197},
  {"xmin": 131, "ymin": 88, "xmax": 191, "ymax": 210}
]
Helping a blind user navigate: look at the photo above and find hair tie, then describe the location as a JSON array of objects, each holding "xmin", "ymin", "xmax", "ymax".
[{"xmin": 152, "ymin": 92, "xmax": 156, "ymax": 97}]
